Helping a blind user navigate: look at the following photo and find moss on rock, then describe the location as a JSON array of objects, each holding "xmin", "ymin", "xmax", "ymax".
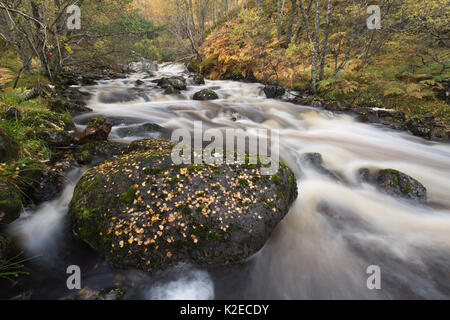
[{"xmin": 69, "ymin": 138, "xmax": 298, "ymax": 272}]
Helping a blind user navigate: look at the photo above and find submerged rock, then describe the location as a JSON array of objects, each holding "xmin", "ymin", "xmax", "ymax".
[
  {"xmin": 263, "ymin": 85, "xmax": 285, "ymax": 99},
  {"xmin": 193, "ymin": 89, "xmax": 219, "ymax": 101},
  {"xmin": 301, "ymin": 153, "xmax": 341, "ymax": 181},
  {"xmin": 69, "ymin": 138, "xmax": 297, "ymax": 272},
  {"xmin": 115, "ymin": 123, "xmax": 168, "ymax": 139},
  {"xmin": 98, "ymin": 90, "xmax": 141, "ymax": 104},
  {"xmin": 78, "ymin": 116, "xmax": 112, "ymax": 145}
]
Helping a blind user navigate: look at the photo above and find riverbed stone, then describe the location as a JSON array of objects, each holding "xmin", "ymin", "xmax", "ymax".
[
  {"xmin": 193, "ymin": 89, "xmax": 219, "ymax": 101},
  {"xmin": 263, "ymin": 85, "xmax": 285, "ymax": 99},
  {"xmin": 375, "ymin": 169, "xmax": 427, "ymax": 203},
  {"xmin": 78, "ymin": 116, "xmax": 112, "ymax": 145},
  {"xmin": 69, "ymin": 138, "xmax": 298, "ymax": 272}
]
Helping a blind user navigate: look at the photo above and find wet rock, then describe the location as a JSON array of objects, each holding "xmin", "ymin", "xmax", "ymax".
[
  {"xmin": 406, "ymin": 115, "xmax": 449, "ymax": 141},
  {"xmin": 76, "ymin": 141, "xmax": 128, "ymax": 165},
  {"xmin": 115, "ymin": 123, "xmax": 167, "ymax": 139},
  {"xmin": 374, "ymin": 169, "xmax": 427, "ymax": 203},
  {"xmin": 193, "ymin": 89, "xmax": 219, "ymax": 101},
  {"xmin": 263, "ymin": 85, "xmax": 285, "ymax": 99},
  {"xmin": 36, "ymin": 130, "xmax": 76, "ymax": 148},
  {"xmin": 32, "ymin": 159, "xmax": 79, "ymax": 203},
  {"xmin": 301, "ymin": 153, "xmax": 341, "ymax": 181},
  {"xmin": 69, "ymin": 138, "xmax": 298, "ymax": 272},
  {"xmin": 49, "ymin": 98, "xmax": 92, "ymax": 116},
  {"xmin": 98, "ymin": 90, "xmax": 141, "ymax": 104},
  {"xmin": 358, "ymin": 168, "xmax": 370, "ymax": 183},
  {"xmin": 63, "ymin": 287, "xmax": 125, "ymax": 300},
  {"xmin": 78, "ymin": 116, "xmax": 112, "ymax": 145},
  {"xmin": 135, "ymin": 80, "xmax": 145, "ymax": 87},
  {"xmin": 155, "ymin": 77, "xmax": 187, "ymax": 91},
  {"xmin": 4, "ymin": 108, "xmax": 21, "ymax": 121},
  {"xmin": 192, "ymin": 74, "xmax": 205, "ymax": 85},
  {"xmin": 0, "ymin": 128, "xmax": 20, "ymax": 163},
  {"xmin": 164, "ymin": 85, "xmax": 180, "ymax": 95}
]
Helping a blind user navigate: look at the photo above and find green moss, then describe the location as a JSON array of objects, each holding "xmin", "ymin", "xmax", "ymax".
[
  {"xmin": 238, "ymin": 178, "xmax": 249, "ymax": 185},
  {"xmin": 80, "ymin": 150, "xmax": 91, "ymax": 163},
  {"xmin": 180, "ymin": 205, "xmax": 192, "ymax": 216},
  {"xmin": 187, "ymin": 164, "xmax": 204, "ymax": 172},
  {"xmin": 169, "ymin": 176, "xmax": 179, "ymax": 185},
  {"xmin": 119, "ymin": 187, "xmax": 137, "ymax": 204},
  {"xmin": 272, "ymin": 174, "xmax": 281, "ymax": 185}
]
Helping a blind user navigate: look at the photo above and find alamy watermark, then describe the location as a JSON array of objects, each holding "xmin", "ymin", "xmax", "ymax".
[
  {"xmin": 66, "ymin": 265, "xmax": 81, "ymax": 290},
  {"xmin": 170, "ymin": 121, "xmax": 280, "ymax": 176},
  {"xmin": 367, "ymin": 5, "xmax": 381, "ymax": 30},
  {"xmin": 366, "ymin": 265, "xmax": 381, "ymax": 290},
  {"xmin": 66, "ymin": 5, "xmax": 81, "ymax": 30}
]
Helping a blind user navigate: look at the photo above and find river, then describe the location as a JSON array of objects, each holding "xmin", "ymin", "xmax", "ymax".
[{"xmin": 2, "ymin": 63, "xmax": 449, "ymax": 299}]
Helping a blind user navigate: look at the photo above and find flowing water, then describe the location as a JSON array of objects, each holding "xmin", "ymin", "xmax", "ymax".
[{"xmin": 1, "ymin": 63, "xmax": 449, "ymax": 299}]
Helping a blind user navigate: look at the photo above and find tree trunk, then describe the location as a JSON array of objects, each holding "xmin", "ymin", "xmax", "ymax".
[
  {"xmin": 286, "ymin": 0, "xmax": 298, "ymax": 45},
  {"xmin": 319, "ymin": 0, "xmax": 332, "ymax": 81},
  {"xmin": 311, "ymin": 0, "xmax": 321, "ymax": 94}
]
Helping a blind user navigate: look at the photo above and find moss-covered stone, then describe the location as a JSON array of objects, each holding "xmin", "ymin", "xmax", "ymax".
[
  {"xmin": 375, "ymin": 169, "xmax": 427, "ymax": 203},
  {"xmin": 68, "ymin": 138, "xmax": 298, "ymax": 272},
  {"xmin": 193, "ymin": 89, "xmax": 219, "ymax": 101}
]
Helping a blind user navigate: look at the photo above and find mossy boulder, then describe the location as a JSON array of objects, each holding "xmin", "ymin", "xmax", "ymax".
[
  {"xmin": 155, "ymin": 77, "xmax": 187, "ymax": 91},
  {"xmin": 69, "ymin": 138, "xmax": 297, "ymax": 272},
  {"xmin": 361, "ymin": 168, "xmax": 427, "ymax": 203},
  {"xmin": 263, "ymin": 85, "xmax": 285, "ymax": 99},
  {"xmin": 191, "ymin": 74, "xmax": 205, "ymax": 85},
  {"xmin": 193, "ymin": 89, "xmax": 219, "ymax": 101},
  {"xmin": 0, "ymin": 128, "xmax": 20, "ymax": 163},
  {"xmin": 76, "ymin": 141, "xmax": 128, "ymax": 165},
  {"xmin": 78, "ymin": 116, "xmax": 112, "ymax": 145}
]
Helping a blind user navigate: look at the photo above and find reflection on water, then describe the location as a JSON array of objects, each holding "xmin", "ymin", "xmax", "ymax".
[{"xmin": 3, "ymin": 63, "xmax": 450, "ymax": 299}]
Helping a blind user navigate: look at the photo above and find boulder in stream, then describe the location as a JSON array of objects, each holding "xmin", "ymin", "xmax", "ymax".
[
  {"xmin": 78, "ymin": 116, "xmax": 112, "ymax": 145},
  {"xmin": 263, "ymin": 85, "xmax": 285, "ymax": 99},
  {"xmin": 193, "ymin": 89, "xmax": 219, "ymax": 101},
  {"xmin": 360, "ymin": 168, "xmax": 427, "ymax": 203},
  {"xmin": 69, "ymin": 138, "xmax": 298, "ymax": 272}
]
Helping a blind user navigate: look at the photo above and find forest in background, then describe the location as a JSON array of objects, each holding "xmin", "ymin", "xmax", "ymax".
[
  {"xmin": 146, "ymin": 0, "xmax": 449, "ymax": 122},
  {"xmin": 0, "ymin": 0, "xmax": 448, "ymax": 156}
]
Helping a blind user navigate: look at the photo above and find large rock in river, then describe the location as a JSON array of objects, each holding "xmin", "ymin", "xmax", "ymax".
[{"xmin": 69, "ymin": 138, "xmax": 297, "ymax": 272}]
